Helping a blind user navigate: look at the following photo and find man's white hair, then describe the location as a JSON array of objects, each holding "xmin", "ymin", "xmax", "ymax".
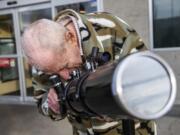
[{"xmin": 21, "ymin": 19, "xmax": 67, "ymax": 58}]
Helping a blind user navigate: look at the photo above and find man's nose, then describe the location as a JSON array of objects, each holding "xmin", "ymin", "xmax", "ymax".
[{"xmin": 58, "ymin": 69, "xmax": 71, "ymax": 81}]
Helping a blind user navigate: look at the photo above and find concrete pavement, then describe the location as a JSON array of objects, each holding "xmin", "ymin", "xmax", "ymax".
[{"xmin": 0, "ymin": 104, "xmax": 180, "ymax": 135}]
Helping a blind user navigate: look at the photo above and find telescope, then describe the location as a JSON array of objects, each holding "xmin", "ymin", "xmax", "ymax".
[{"xmin": 50, "ymin": 50, "xmax": 177, "ymax": 120}]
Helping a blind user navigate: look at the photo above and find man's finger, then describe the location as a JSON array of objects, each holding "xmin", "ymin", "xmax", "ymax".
[{"xmin": 48, "ymin": 88, "xmax": 58, "ymax": 102}]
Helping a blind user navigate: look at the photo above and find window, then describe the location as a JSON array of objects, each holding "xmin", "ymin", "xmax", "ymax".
[{"xmin": 153, "ymin": 0, "xmax": 180, "ymax": 48}]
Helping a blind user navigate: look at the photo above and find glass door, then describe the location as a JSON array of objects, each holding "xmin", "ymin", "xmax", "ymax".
[
  {"xmin": 0, "ymin": 11, "xmax": 20, "ymax": 97},
  {"xmin": 55, "ymin": 0, "xmax": 98, "ymax": 14},
  {"xmin": 0, "ymin": 0, "xmax": 101, "ymax": 104},
  {"xmin": 18, "ymin": 4, "xmax": 52, "ymax": 99}
]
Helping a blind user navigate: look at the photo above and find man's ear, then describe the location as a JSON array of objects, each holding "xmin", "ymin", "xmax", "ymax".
[{"xmin": 65, "ymin": 31, "xmax": 76, "ymax": 45}]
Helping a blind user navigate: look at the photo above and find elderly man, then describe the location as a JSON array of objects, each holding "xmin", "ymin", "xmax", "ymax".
[{"xmin": 22, "ymin": 9, "xmax": 156, "ymax": 135}]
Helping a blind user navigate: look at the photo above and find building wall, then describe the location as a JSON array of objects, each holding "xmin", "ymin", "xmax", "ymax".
[
  {"xmin": 103, "ymin": 0, "xmax": 180, "ymax": 103},
  {"xmin": 103, "ymin": 0, "xmax": 150, "ymax": 46}
]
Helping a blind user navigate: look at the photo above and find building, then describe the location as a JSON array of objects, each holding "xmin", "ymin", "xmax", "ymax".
[
  {"xmin": 0, "ymin": 0, "xmax": 179, "ymax": 105},
  {"xmin": 104, "ymin": 0, "xmax": 180, "ymax": 105}
]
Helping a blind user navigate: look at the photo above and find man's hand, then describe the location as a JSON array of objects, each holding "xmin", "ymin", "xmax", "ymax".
[{"xmin": 48, "ymin": 88, "xmax": 60, "ymax": 114}]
